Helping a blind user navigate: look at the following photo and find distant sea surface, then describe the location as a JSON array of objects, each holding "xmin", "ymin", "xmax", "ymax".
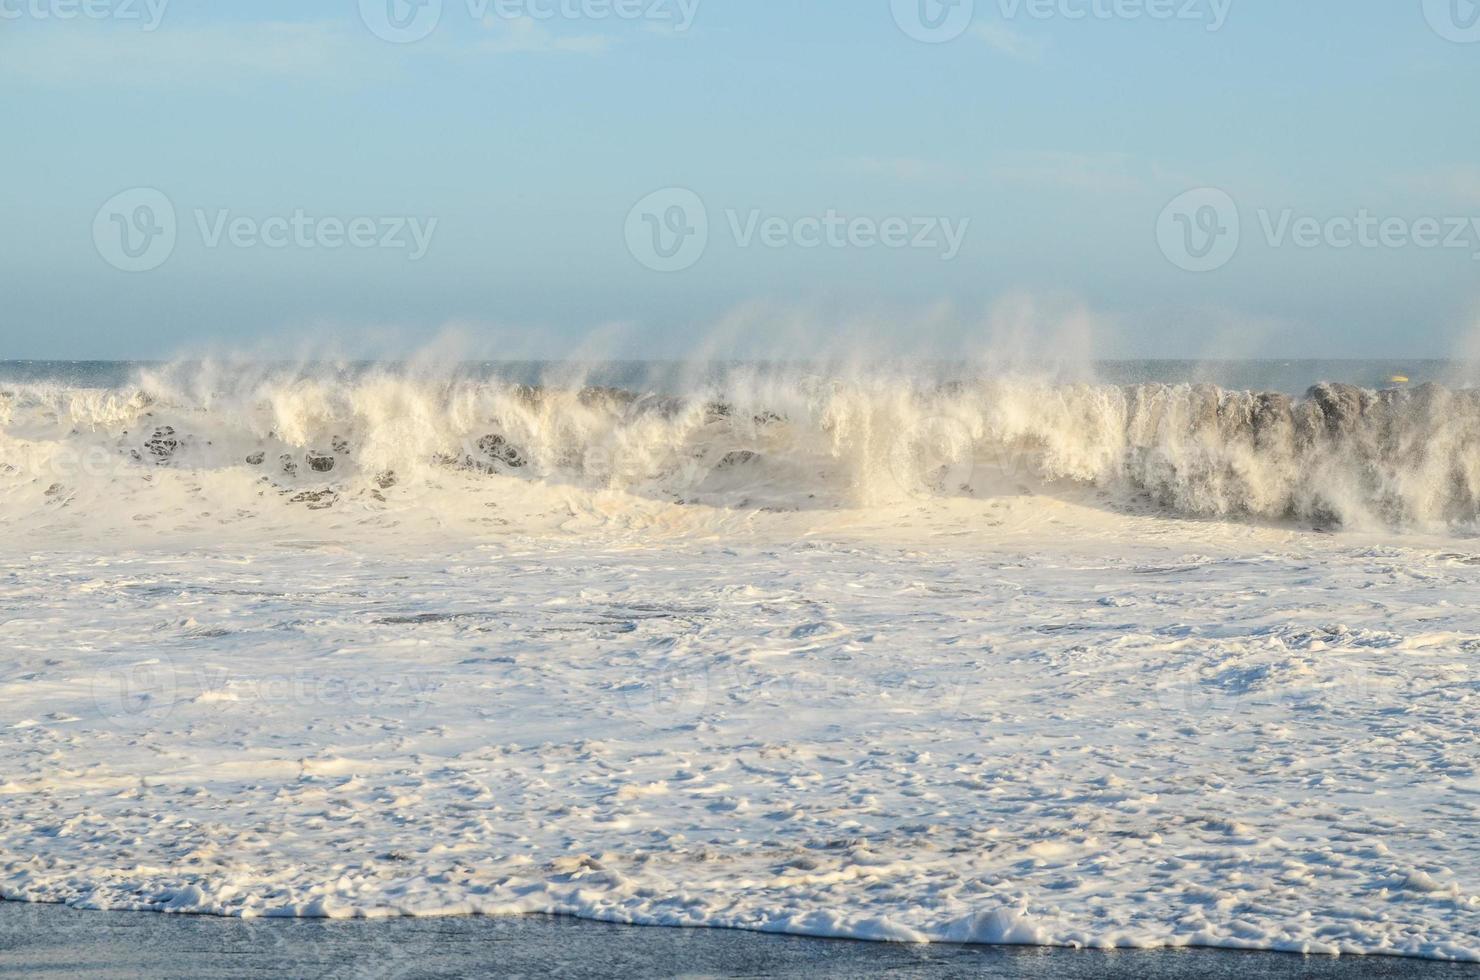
[{"xmin": 0, "ymin": 359, "xmax": 1469, "ymax": 395}]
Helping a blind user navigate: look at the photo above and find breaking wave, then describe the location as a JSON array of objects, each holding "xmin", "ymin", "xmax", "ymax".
[{"xmin": 4, "ymin": 363, "xmax": 1480, "ymax": 534}]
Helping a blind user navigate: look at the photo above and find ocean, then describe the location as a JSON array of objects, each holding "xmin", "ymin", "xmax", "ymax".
[
  {"xmin": 0, "ymin": 359, "xmax": 1477, "ymax": 962},
  {"xmin": 0, "ymin": 357, "xmax": 1470, "ymax": 393}
]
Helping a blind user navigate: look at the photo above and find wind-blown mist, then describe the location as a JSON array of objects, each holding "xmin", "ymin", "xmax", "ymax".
[{"xmin": 5, "ymin": 359, "xmax": 1480, "ymax": 536}]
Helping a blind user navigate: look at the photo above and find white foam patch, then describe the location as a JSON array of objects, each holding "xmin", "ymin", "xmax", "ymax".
[{"xmin": 0, "ymin": 495, "xmax": 1477, "ymax": 962}]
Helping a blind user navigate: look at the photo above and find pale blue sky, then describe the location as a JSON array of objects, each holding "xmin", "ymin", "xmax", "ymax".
[{"xmin": 3, "ymin": 1, "xmax": 1479, "ymax": 359}]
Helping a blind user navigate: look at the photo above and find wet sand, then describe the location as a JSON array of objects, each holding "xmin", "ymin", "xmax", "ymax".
[{"xmin": 2, "ymin": 903, "xmax": 1477, "ymax": 979}]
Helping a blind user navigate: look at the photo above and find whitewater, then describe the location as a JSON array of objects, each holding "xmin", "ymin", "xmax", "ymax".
[{"xmin": 1, "ymin": 360, "xmax": 1477, "ymax": 961}]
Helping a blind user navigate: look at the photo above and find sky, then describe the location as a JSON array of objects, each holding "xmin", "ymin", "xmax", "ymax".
[{"xmin": 3, "ymin": 0, "xmax": 1480, "ymax": 360}]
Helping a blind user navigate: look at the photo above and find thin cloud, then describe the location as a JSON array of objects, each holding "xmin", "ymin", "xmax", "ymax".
[
  {"xmin": 972, "ymin": 23, "xmax": 1048, "ymax": 62},
  {"xmin": 988, "ymin": 151, "xmax": 1147, "ymax": 194},
  {"xmin": 2, "ymin": 16, "xmax": 620, "ymax": 88},
  {"xmin": 843, "ymin": 157, "xmax": 969, "ymax": 184},
  {"xmin": 0, "ymin": 21, "xmax": 375, "ymax": 86},
  {"xmin": 840, "ymin": 152, "xmax": 1172, "ymax": 195},
  {"xmin": 476, "ymin": 15, "xmax": 616, "ymax": 54},
  {"xmin": 1407, "ymin": 166, "xmax": 1480, "ymax": 208}
]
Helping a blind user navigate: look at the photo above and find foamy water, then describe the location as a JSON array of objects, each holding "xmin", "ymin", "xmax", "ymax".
[
  {"xmin": 5, "ymin": 360, "xmax": 1480, "ymax": 537},
  {"xmin": 1, "ymin": 361, "xmax": 1477, "ymax": 961}
]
